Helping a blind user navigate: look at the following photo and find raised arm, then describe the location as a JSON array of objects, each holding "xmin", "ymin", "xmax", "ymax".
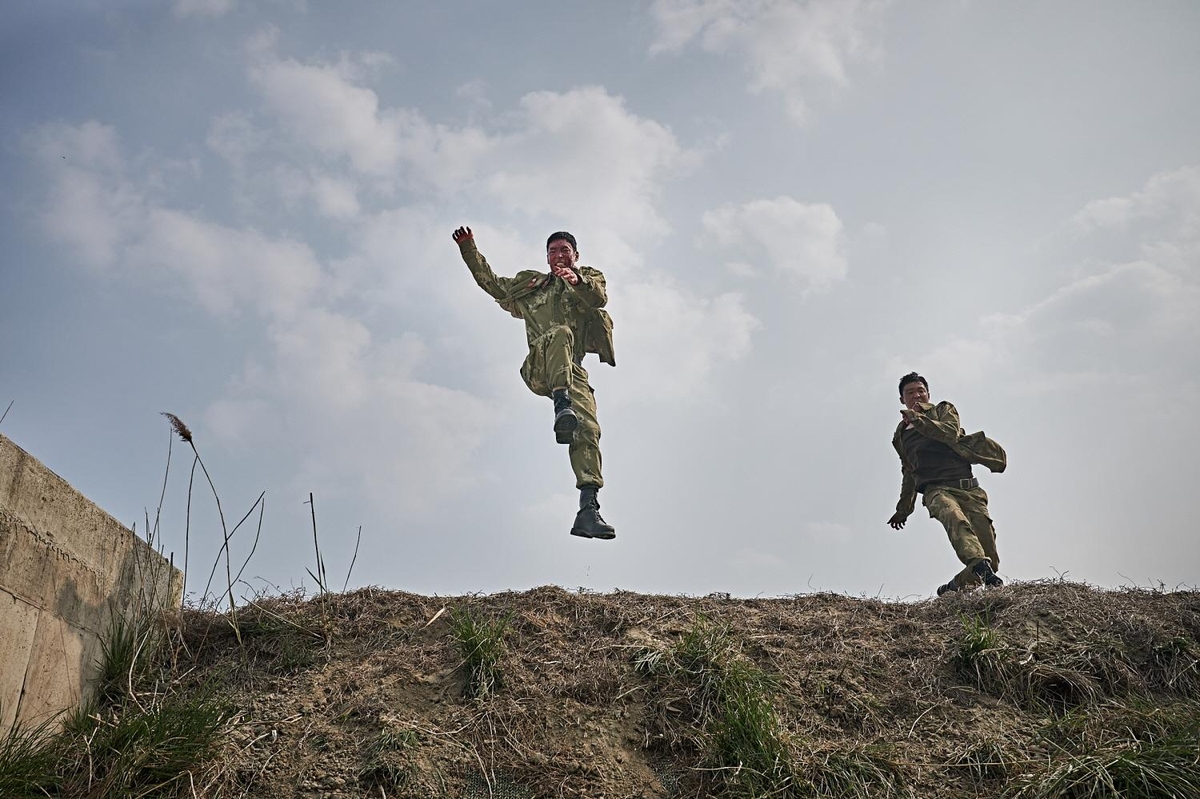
[{"xmin": 453, "ymin": 225, "xmax": 516, "ymax": 302}]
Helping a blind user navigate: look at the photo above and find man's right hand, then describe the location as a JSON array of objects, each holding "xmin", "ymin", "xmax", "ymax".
[
  {"xmin": 452, "ymin": 226, "xmax": 473, "ymax": 244},
  {"xmin": 887, "ymin": 512, "xmax": 907, "ymax": 530}
]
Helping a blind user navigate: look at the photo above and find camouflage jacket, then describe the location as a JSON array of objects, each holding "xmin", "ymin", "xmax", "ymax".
[
  {"xmin": 891, "ymin": 401, "xmax": 1007, "ymax": 518},
  {"xmin": 458, "ymin": 239, "xmax": 615, "ymax": 367}
]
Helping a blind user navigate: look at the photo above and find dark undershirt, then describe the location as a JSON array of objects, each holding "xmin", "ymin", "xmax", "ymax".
[{"xmin": 902, "ymin": 425, "xmax": 973, "ymax": 492}]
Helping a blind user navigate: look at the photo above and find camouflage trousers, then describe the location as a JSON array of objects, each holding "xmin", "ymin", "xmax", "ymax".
[
  {"xmin": 519, "ymin": 325, "xmax": 603, "ymax": 489},
  {"xmin": 922, "ymin": 485, "xmax": 999, "ymax": 588}
]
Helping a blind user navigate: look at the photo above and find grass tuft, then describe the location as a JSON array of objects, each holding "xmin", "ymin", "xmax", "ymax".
[
  {"xmin": 97, "ymin": 614, "xmax": 162, "ymax": 706},
  {"xmin": 1013, "ymin": 730, "xmax": 1200, "ymax": 798},
  {"xmin": 357, "ymin": 728, "xmax": 419, "ymax": 791},
  {"xmin": 648, "ymin": 617, "xmax": 796, "ymax": 798},
  {"xmin": 952, "ymin": 612, "xmax": 1007, "ymax": 691},
  {"xmin": 449, "ymin": 605, "xmax": 512, "ymax": 699},
  {"xmin": 1147, "ymin": 636, "xmax": 1200, "ymax": 696},
  {"xmin": 1020, "ymin": 663, "xmax": 1101, "ymax": 713},
  {"xmin": 0, "ymin": 714, "xmax": 60, "ymax": 798},
  {"xmin": 804, "ymin": 745, "xmax": 905, "ymax": 798},
  {"xmin": 949, "ymin": 739, "xmax": 1012, "ymax": 787},
  {"xmin": 58, "ymin": 692, "xmax": 234, "ymax": 797}
]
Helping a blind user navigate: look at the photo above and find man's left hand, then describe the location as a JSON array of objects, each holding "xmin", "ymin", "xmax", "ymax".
[{"xmin": 551, "ymin": 265, "xmax": 580, "ymax": 285}]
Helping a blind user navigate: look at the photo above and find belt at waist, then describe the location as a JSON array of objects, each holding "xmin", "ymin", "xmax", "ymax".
[{"xmin": 919, "ymin": 477, "xmax": 979, "ymax": 493}]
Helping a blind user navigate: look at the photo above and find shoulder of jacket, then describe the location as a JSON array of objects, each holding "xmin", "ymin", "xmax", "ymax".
[{"xmin": 578, "ymin": 265, "xmax": 604, "ymax": 279}]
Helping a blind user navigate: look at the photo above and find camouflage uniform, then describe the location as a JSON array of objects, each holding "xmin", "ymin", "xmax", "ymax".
[
  {"xmin": 892, "ymin": 401, "xmax": 1000, "ymax": 589},
  {"xmin": 457, "ymin": 238, "xmax": 612, "ymax": 489}
]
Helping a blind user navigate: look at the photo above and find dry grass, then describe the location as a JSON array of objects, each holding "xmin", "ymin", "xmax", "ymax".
[
  {"xmin": 5, "ymin": 580, "xmax": 1196, "ymax": 797},
  {"xmin": 93, "ymin": 579, "xmax": 1193, "ymax": 799}
]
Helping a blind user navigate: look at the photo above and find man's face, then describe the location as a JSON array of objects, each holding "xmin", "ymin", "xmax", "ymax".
[
  {"xmin": 901, "ymin": 380, "xmax": 930, "ymax": 411},
  {"xmin": 547, "ymin": 239, "xmax": 577, "ymax": 271}
]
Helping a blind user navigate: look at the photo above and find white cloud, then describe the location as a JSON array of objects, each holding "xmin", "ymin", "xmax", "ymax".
[
  {"xmin": 32, "ymin": 120, "xmax": 498, "ymax": 511},
  {"xmin": 128, "ymin": 209, "xmax": 322, "ymax": 319},
  {"xmin": 893, "ymin": 166, "xmax": 1200, "ymax": 395},
  {"xmin": 33, "ymin": 122, "xmax": 322, "ymax": 323},
  {"xmin": 455, "ymin": 79, "xmax": 492, "ymax": 111},
  {"xmin": 612, "ymin": 278, "xmax": 760, "ymax": 401},
  {"xmin": 207, "ymin": 315, "xmax": 495, "ymax": 511},
  {"xmin": 1073, "ymin": 166, "xmax": 1200, "ymax": 234},
  {"xmin": 649, "ymin": 0, "xmax": 890, "ymax": 123},
  {"xmin": 885, "ymin": 335, "xmax": 1006, "ymax": 392},
  {"xmin": 482, "ymin": 87, "xmax": 696, "ymax": 240},
  {"xmin": 206, "ymin": 113, "xmax": 267, "ymax": 171},
  {"xmin": 1042, "ymin": 169, "xmax": 1200, "ymax": 350},
  {"xmin": 32, "ymin": 120, "xmax": 123, "ymax": 172},
  {"xmin": 249, "ymin": 50, "xmax": 406, "ymax": 176},
  {"xmin": 244, "ymin": 35, "xmax": 494, "ymax": 190},
  {"xmin": 310, "ymin": 173, "xmax": 361, "ymax": 219},
  {"xmin": 702, "ymin": 196, "xmax": 848, "ymax": 289},
  {"xmin": 242, "ymin": 38, "xmax": 698, "ymax": 237},
  {"xmin": 1072, "ymin": 166, "xmax": 1200, "ymax": 278},
  {"xmin": 208, "ymin": 117, "xmax": 363, "ymax": 220},
  {"xmin": 32, "ymin": 122, "xmax": 141, "ymax": 268}
]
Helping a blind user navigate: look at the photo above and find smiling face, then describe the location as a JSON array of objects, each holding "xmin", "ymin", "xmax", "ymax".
[
  {"xmin": 546, "ymin": 238, "xmax": 577, "ymax": 271},
  {"xmin": 900, "ymin": 378, "xmax": 930, "ymax": 411}
]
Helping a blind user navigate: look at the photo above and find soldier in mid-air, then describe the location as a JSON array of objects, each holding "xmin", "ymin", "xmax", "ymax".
[
  {"xmin": 887, "ymin": 372, "xmax": 1008, "ymax": 595},
  {"xmin": 452, "ymin": 226, "xmax": 616, "ymax": 540}
]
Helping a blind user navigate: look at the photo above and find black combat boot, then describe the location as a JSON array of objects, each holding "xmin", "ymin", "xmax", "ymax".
[
  {"xmin": 552, "ymin": 388, "xmax": 578, "ymax": 444},
  {"xmin": 570, "ymin": 485, "xmax": 615, "ymax": 540},
  {"xmin": 973, "ymin": 560, "xmax": 1004, "ymax": 588},
  {"xmin": 936, "ymin": 579, "xmax": 959, "ymax": 597}
]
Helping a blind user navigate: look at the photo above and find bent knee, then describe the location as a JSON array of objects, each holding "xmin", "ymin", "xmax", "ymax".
[{"xmin": 549, "ymin": 324, "xmax": 575, "ymax": 343}]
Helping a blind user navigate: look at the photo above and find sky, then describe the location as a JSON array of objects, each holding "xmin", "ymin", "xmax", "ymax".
[{"xmin": 2, "ymin": 0, "xmax": 1198, "ymax": 603}]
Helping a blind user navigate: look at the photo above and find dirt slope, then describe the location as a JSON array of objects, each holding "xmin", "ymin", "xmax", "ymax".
[{"xmin": 175, "ymin": 581, "xmax": 1200, "ymax": 798}]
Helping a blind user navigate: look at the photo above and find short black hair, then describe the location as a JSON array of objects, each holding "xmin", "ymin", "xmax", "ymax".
[
  {"xmin": 546, "ymin": 231, "xmax": 578, "ymax": 253},
  {"xmin": 898, "ymin": 372, "xmax": 928, "ymax": 398}
]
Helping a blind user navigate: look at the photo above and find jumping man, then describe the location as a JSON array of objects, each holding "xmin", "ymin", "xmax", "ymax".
[
  {"xmin": 888, "ymin": 372, "xmax": 1007, "ymax": 595},
  {"xmin": 452, "ymin": 226, "xmax": 617, "ymax": 539}
]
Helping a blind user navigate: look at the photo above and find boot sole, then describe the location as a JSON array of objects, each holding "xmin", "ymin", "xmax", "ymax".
[
  {"xmin": 570, "ymin": 527, "xmax": 615, "ymax": 540},
  {"xmin": 554, "ymin": 414, "xmax": 578, "ymax": 444}
]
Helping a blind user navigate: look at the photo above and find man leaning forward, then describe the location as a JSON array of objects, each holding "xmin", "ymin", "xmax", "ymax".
[
  {"xmin": 452, "ymin": 225, "xmax": 617, "ymax": 540},
  {"xmin": 887, "ymin": 372, "xmax": 1008, "ymax": 596}
]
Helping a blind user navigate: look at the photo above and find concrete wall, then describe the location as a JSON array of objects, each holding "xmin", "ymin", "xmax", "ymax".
[{"xmin": 0, "ymin": 432, "xmax": 182, "ymax": 733}]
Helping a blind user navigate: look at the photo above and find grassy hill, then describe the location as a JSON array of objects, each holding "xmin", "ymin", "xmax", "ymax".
[{"xmin": 4, "ymin": 580, "xmax": 1199, "ymax": 798}]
